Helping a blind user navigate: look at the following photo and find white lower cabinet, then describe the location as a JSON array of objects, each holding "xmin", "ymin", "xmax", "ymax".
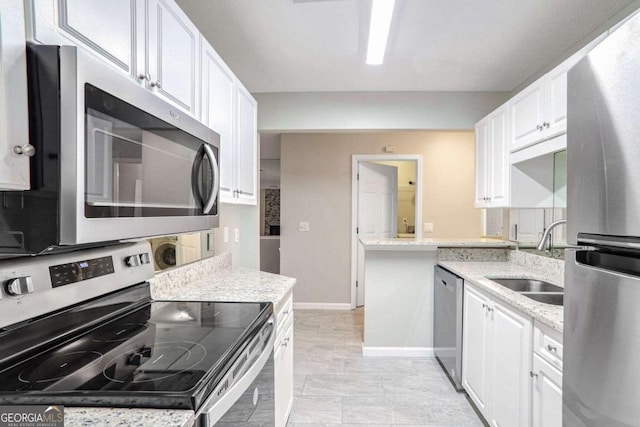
[
  {"xmin": 532, "ymin": 353, "xmax": 562, "ymax": 427},
  {"xmin": 462, "ymin": 283, "xmax": 532, "ymax": 426},
  {"xmin": 274, "ymin": 297, "xmax": 294, "ymax": 427}
]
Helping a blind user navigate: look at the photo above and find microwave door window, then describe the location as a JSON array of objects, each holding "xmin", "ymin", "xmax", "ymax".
[{"xmin": 84, "ymin": 84, "xmax": 206, "ymax": 218}]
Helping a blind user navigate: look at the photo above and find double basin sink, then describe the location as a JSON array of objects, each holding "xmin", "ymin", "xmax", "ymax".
[{"xmin": 490, "ymin": 278, "xmax": 563, "ymax": 306}]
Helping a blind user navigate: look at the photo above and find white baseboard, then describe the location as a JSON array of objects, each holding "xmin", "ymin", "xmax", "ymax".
[
  {"xmin": 362, "ymin": 345, "xmax": 435, "ymax": 358},
  {"xmin": 293, "ymin": 303, "xmax": 352, "ymax": 310}
]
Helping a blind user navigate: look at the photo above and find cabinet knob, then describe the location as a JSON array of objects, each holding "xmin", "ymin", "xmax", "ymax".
[
  {"xmin": 13, "ymin": 144, "xmax": 36, "ymax": 157},
  {"xmin": 546, "ymin": 344, "xmax": 557, "ymax": 353},
  {"xmin": 150, "ymin": 80, "xmax": 162, "ymax": 89},
  {"xmin": 543, "ymin": 122, "xmax": 550, "ymax": 128},
  {"xmin": 530, "ymin": 371, "xmax": 538, "ymax": 379},
  {"xmin": 536, "ymin": 124, "xmax": 543, "ymax": 131},
  {"xmin": 137, "ymin": 73, "xmax": 151, "ymax": 81}
]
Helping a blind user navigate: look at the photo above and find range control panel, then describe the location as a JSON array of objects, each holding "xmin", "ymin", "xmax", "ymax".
[
  {"xmin": 0, "ymin": 241, "xmax": 155, "ymax": 330},
  {"xmin": 49, "ymin": 256, "xmax": 115, "ymax": 288}
]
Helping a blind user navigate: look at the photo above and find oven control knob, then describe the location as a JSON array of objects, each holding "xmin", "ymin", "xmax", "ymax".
[
  {"xmin": 125, "ymin": 255, "xmax": 141, "ymax": 267},
  {"xmin": 6, "ymin": 276, "xmax": 34, "ymax": 296},
  {"xmin": 139, "ymin": 253, "xmax": 150, "ymax": 265}
]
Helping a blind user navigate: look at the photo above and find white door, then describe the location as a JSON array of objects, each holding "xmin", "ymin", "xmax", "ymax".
[
  {"xmin": 490, "ymin": 301, "xmax": 532, "ymax": 427},
  {"xmin": 462, "ymin": 285, "xmax": 490, "ymax": 417},
  {"xmin": 201, "ymin": 38, "xmax": 236, "ymax": 203},
  {"xmin": 474, "ymin": 118, "xmax": 489, "ymax": 207},
  {"xmin": 532, "ymin": 353, "xmax": 563, "ymax": 427},
  {"xmin": 56, "ymin": 0, "xmax": 136, "ymax": 75},
  {"xmin": 356, "ymin": 162, "xmax": 398, "ymax": 306},
  {"xmin": 510, "ymin": 77, "xmax": 545, "ymax": 152},
  {"xmin": 488, "ymin": 104, "xmax": 510, "ymax": 207},
  {"xmin": 147, "ymin": 0, "xmax": 199, "ymax": 116},
  {"xmin": 0, "ymin": 0, "xmax": 30, "ymax": 190},
  {"xmin": 235, "ymin": 84, "xmax": 258, "ymax": 205}
]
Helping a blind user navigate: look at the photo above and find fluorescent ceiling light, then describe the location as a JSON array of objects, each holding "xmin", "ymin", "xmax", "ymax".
[{"xmin": 366, "ymin": 0, "xmax": 396, "ymax": 65}]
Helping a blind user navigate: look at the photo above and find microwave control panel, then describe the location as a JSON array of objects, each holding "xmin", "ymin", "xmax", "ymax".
[{"xmin": 49, "ymin": 256, "xmax": 115, "ymax": 288}]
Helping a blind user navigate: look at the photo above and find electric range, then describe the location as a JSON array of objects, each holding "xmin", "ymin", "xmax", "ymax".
[{"xmin": 0, "ymin": 242, "xmax": 275, "ymax": 425}]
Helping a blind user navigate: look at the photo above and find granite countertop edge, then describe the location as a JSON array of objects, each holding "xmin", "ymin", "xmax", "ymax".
[
  {"xmin": 360, "ymin": 237, "xmax": 513, "ymax": 249},
  {"xmin": 438, "ymin": 260, "xmax": 564, "ymax": 333}
]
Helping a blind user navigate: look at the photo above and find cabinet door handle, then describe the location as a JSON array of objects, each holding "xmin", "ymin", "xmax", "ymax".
[
  {"xmin": 150, "ymin": 80, "xmax": 162, "ymax": 89},
  {"xmin": 536, "ymin": 124, "xmax": 543, "ymax": 131},
  {"xmin": 546, "ymin": 344, "xmax": 557, "ymax": 353},
  {"xmin": 13, "ymin": 144, "xmax": 36, "ymax": 157},
  {"xmin": 137, "ymin": 72, "xmax": 150, "ymax": 81},
  {"xmin": 530, "ymin": 371, "xmax": 538, "ymax": 379},
  {"xmin": 543, "ymin": 122, "xmax": 550, "ymax": 128}
]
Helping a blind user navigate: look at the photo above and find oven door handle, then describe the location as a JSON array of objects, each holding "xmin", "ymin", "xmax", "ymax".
[
  {"xmin": 202, "ymin": 143, "xmax": 219, "ymax": 215},
  {"xmin": 197, "ymin": 320, "xmax": 275, "ymax": 425},
  {"xmin": 190, "ymin": 145, "xmax": 206, "ymax": 211}
]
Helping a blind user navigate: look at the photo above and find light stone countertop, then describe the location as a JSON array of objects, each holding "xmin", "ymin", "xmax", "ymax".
[
  {"xmin": 65, "ymin": 408, "xmax": 195, "ymax": 427},
  {"xmin": 66, "ymin": 253, "xmax": 296, "ymax": 427},
  {"xmin": 360, "ymin": 237, "xmax": 512, "ymax": 250},
  {"xmin": 150, "ymin": 253, "xmax": 296, "ymax": 313},
  {"xmin": 438, "ymin": 260, "xmax": 564, "ymax": 332}
]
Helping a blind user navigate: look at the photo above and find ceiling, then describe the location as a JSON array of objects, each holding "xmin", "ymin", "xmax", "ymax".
[{"xmin": 176, "ymin": 0, "xmax": 635, "ymax": 93}]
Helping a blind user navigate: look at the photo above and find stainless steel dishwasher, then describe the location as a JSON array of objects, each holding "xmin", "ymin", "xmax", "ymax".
[{"xmin": 434, "ymin": 265, "xmax": 464, "ymax": 390}]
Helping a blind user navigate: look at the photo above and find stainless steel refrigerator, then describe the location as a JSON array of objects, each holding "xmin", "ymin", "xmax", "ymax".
[{"xmin": 565, "ymin": 10, "xmax": 640, "ymax": 427}]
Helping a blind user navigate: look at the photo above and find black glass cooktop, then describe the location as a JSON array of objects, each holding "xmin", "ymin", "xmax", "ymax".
[{"xmin": 0, "ymin": 290, "xmax": 272, "ymax": 410}]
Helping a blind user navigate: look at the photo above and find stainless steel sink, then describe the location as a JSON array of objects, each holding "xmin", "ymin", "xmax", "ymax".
[
  {"xmin": 491, "ymin": 278, "xmax": 563, "ymax": 293},
  {"xmin": 520, "ymin": 293, "xmax": 564, "ymax": 306}
]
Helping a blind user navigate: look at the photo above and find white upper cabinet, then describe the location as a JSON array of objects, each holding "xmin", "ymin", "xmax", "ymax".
[
  {"xmin": 474, "ymin": 118, "xmax": 489, "ymax": 207},
  {"xmin": 146, "ymin": 0, "xmax": 199, "ymax": 116},
  {"xmin": 510, "ymin": 78, "xmax": 546, "ymax": 152},
  {"xmin": 27, "ymin": 0, "xmax": 200, "ymax": 116},
  {"xmin": 234, "ymin": 84, "xmax": 258, "ymax": 205},
  {"xmin": 474, "ymin": 103, "xmax": 509, "ymax": 208},
  {"xmin": 201, "ymin": 39, "xmax": 235, "ymax": 200},
  {"xmin": 509, "ymin": 32, "xmax": 607, "ymax": 153},
  {"xmin": 27, "ymin": 0, "xmax": 137, "ymax": 76},
  {"xmin": 201, "ymin": 38, "xmax": 258, "ymax": 206},
  {"xmin": 0, "ymin": 0, "xmax": 31, "ymax": 190}
]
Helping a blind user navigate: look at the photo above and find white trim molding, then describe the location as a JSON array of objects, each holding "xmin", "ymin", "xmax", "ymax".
[
  {"xmin": 293, "ymin": 303, "xmax": 352, "ymax": 310},
  {"xmin": 362, "ymin": 345, "xmax": 435, "ymax": 358}
]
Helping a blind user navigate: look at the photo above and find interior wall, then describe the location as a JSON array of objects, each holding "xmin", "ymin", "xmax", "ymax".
[
  {"xmin": 280, "ymin": 131, "xmax": 479, "ymax": 305},
  {"xmin": 254, "ymin": 92, "xmax": 509, "ymax": 132},
  {"xmin": 214, "ymin": 203, "xmax": 260, "ymax": 269}
]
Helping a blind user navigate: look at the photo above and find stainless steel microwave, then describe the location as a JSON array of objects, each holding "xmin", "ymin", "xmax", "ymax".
[{"xmin": 0, "ymin": 44, "xmax": 219, "ymax": 257}]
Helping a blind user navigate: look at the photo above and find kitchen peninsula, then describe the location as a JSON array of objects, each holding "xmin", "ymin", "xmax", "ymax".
[{"xmin": 359, "ymin": 237, "xmax": 510, "ymax": 356}]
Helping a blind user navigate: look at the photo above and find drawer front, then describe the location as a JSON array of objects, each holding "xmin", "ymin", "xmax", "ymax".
[
  {"xmin": 534, "ymin": 322, "xmax": 563, "ymax": 369},
  {"xmin": 276, "ymin": 294, "xmax": 293, "ymax": 334}
]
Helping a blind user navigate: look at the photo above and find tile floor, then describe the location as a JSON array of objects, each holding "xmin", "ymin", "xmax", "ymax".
[{"xmin": 287, "ymin": 308, "xmax": 485, "ymax": 426}]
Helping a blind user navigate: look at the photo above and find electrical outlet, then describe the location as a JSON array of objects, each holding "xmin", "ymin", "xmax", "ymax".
[
  {"xmin": 424, "ymin": 223, "xmax": 434, "ymax": 233},
  {"xmin": 299, "ymin": 221, "xmax": 310, "ymax": 232},
  {"xmin": 234, "ymin": 228, "xmax": 240, "ymax": 243},
  {"xmin": 223, "ymin": 227, "xmax": 229, "ymax": 243}
]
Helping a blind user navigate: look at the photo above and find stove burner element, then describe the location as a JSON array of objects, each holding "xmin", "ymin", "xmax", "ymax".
[
  {"xmin": 103, "ymin": 341, "xmax": 207, "ymax": 384},
  {"xmin": 18, "ymin": 351, "xmax": 103, "ymax": 384},
  {"xmin": 90, "ymin": 323, "xmax": 150, "ymax": 343}
]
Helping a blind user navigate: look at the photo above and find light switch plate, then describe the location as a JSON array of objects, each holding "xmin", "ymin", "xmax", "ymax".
[
  {"xmin": 299, "ymin": 221, "xmax": 310, "ymax": 232},
  {"xmin": 234, "ymin": 228, "xmax": 240, "ymax": 243},
  {"xmin": 424, "ymin": 223, "xmax": 434, "ymax": 233},
  {"xmin": 223, "ymin": 227, "xmax": 229, "ymax": 243}
]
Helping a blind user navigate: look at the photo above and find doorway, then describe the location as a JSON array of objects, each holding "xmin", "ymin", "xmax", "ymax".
[{"xmin": 351, "ymin": 154, "xmax": 423, "ymax": 308}]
